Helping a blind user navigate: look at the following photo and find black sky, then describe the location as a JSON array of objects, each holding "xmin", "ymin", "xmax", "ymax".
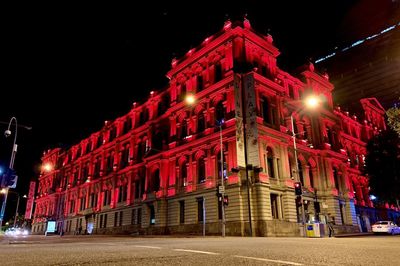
[{"xmin": 1, "ymin": 0, "xmax": 399, "ymax": 218}]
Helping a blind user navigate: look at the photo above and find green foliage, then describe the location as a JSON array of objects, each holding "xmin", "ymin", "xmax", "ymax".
[
  {"xmin": 365, "ymin": 130, "xmax": 400, "ymax": 205},
  {"xmin": 386, "ymin": 100, "xmax": 400, "ymax": 137}
]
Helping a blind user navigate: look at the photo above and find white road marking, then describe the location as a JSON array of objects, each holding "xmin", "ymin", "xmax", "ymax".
[
  {"xmin": 234, "ymin": 255, "xmax": 303, "ymax": 266},
  {"xmin": 173, "ymin": 249, "xmax": 219, "ymax": 255},
  {"xmin": 134, "ymin": 245, "xmax": 162, "ymax": 249}
]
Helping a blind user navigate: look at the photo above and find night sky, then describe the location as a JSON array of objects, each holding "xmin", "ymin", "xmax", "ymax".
[{"xmin": 1, "ymin": 0, "xmax": 399, "ymax": 219}]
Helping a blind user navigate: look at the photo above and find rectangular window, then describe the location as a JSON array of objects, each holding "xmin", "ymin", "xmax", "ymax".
[
  {"xmin": 103, "ymin": 214, "xmax": 107, "ymax": 228},
  {"xmin": 197, "ymin": 198, "xmax": 204, "ymax": 222},
  {"xmin": 137, "ymin": 208, "xmax": 142, "ymax": 225},
  {"xmin": 270, "ymin": 194, "xmax": 279, "ymax": 219},
  {"xmin": 179, "ymin": 201, "xmax": 185, "ymax": 224},
  {"xmin": 114, "ymin": 212, "xmax": 118, "ymax": 227},
  {"xmin": 70, "ymin": 200, "xmax": 75, "ymax": 213},
  {"xmin": 149, "ymin": 205, "xmax": 155, "ymax": 225},
  {"xmin": 80, "ymin": 197, "xmax": 86, "ymax": 211},
  {"xmin": 119, "ymin": 211, "xmax": 123, "ymax": 226},
  {"xmin": 131, "ymin": 209, "xmax": 136, "ymax": 225},
  {"xmin": 340, "ymin": 203, "xmax": 346, "ymax": 225},
  {"xmin": 135, "ymin": 181, "xmax": 140, "ymax": 199},
  {"xmin": 103, "ymin": 190, "xmax": 111, "ymax": 206},
  {"xmin": 99, "ymin": 215, "xmax": 103, "ymax": 228},
  {"xmin": 276, "ymin": 158, "xmax": 281, "ymax": 178}
]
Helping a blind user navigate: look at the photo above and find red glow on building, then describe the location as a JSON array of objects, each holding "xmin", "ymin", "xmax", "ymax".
[{"xmin": 31, "ymin": 18, "xmax": 398, "ymax": 237}]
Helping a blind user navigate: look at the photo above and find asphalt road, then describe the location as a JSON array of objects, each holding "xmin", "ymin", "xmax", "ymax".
[{"xmin": 0, "ymin": 235, "xmax": 399, "ymax": 265}]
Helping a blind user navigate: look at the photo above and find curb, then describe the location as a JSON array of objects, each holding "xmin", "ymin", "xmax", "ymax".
[{"xmin": 334, "ymin": 233, "xmax": 374, "ymax": 238}]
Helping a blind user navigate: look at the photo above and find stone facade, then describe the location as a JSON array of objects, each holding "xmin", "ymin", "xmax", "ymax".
[{"xmin": 32, "ymin": 19, "xmax": 398, "ymax": 237}]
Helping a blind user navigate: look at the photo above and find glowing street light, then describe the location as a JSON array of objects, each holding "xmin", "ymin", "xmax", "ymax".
[
  {"xmin": 42, "ymin": 163, "xmax": 53, "ymax": 172},
  {"xmin": 185, "ymin": 94, "xmax": 196, "ymax": 105},
  {"xmin": 290, "ymin": 94, "xmax": 321, "ymax": 237},
  {"xmin": 304, "ymin": 95, "xmax": 321, "ymax": 109}
]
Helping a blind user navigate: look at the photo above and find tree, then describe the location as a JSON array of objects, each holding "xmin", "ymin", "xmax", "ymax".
[
  {"xmin": 386, "ymin": 99, "xmax": 400, "ymax": 137},
  {"xmin": 365, "ymin": 129, "xmax": 400, "ymax": 207}
]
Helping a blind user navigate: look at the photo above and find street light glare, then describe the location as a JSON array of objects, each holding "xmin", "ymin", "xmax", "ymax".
[
  {"xmin": 43, "ymin": 163, "xmax": 53, "ymax": 172},
  {"xmin": 0, "ymin": 188, "xmax": 7, "ymax": 194},
  {"xmin": 185, "ymin": 94, "xmax": 195, "ymax": 105},
  {"xmin": 305, "ymin": 96, "xmax": 320, "ymax": 109}
]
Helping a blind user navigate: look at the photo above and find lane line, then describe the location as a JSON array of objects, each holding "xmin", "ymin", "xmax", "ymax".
[
  {"xmin": 234, "ymin": 255, "xmax": 303, "ymax": 266},
  {"xmin": 134, "ymin": 245, "xmax": 162, "ymax": 249},
  {"xmin": 173, "ymin": 249, "xmax": 219, "ymax": 255}
]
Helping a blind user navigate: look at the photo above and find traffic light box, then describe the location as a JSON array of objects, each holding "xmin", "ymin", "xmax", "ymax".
[
  {"xmin": 294, "ymin": 182, "xmax": 302, "ymax": 195},
  {"xmin": 0, "ymin": 168, "xmax": 18, "ymax": 189},
  {"xmin": 223, "ymin": 195, "xmax": 229, "ymax": 206}
]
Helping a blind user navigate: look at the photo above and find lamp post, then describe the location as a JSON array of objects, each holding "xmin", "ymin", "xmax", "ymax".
[
  {"xmin": 291, "ymin": 114, "xmax": 307, "ymax": 237},
  {"xmin": 289, "ymin": 95, "xmax": 320, "ymax": 237},
  {"xmin": 0, "ymin": 117, "xmax": 18, "ymax": 232},
  {"xmin": 217, "ymin": 119, "xmax": 226, "ymax": 237},
  {"xmin": 185, "ymin": 94, "xmax": 227, "ymax": 237},
  {"xmin": 0, "ymin": 117, "xmax": 31, "ymax": 231}
]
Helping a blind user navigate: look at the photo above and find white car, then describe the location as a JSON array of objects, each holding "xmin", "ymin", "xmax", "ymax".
[
  {"xmin": 371, "ymin": 221, "xmax": 400, "ymax": 235},
  {"xmin": 4, "ymin": 227, "xmax": 29, "ymax": 237}
]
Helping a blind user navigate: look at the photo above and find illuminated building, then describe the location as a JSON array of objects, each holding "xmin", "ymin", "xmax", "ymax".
[{"xmin": 32, "ymin": 19, "xmax": 398, "ymax": 236}]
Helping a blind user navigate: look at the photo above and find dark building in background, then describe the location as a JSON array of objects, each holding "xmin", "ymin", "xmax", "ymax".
[{"xmin": 315, "ymin": 3, "xmax": 399, "ymax": 110}]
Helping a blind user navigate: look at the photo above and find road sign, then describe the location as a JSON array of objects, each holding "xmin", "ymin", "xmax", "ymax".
[{"xmin": 218, "ymin": 185, "xmax": 225, "ymax": 194}]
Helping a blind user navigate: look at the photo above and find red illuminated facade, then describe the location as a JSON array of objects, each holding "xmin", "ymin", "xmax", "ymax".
[{"xmin": 32, "ymin": 19, "xmax": 398, "ymax": 236}]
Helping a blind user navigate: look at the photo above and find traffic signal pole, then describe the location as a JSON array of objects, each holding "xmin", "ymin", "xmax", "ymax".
[{"xmin": 291, "ymin": 115, "xmax": 307, "ymax": 237}]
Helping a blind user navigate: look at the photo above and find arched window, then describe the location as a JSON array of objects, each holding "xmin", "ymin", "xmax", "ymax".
[
  {"xmin": 261, "ymin": 97, "xmax": 270, "ymax": 124},
  {"xmin": 308, "ymin": 163, "xmax": 314, "ymax": 188},
  {"xmin": 152, "ymin": 169, "xmax": 160, "ymax": 192},
  {"xmin": 216, "ymin": 101, "xmax": 225, "ymax": 123},
  {"xmin": 288, "ymin": 156, "xmax": 294, "ymax": 178},
  {"xmin": 120, "ymin": 144, "xmax": 129, "ymax": 169},
  {"xmin": 198, "ymin": 157, "xmax": 206, "ymax": 183},
  {"xmin": 298, "ymin": 160, "xmax": 304, "ymax": 185},
  {"xmin": 106, "ymin": 154, "xmax": 114, "ymax": 174},
  {"xmin": 197, "ymin": 112, "xmax": 205, "ymax": 133},
  {"xmin": 180, "ymin": 163, "xmax": 187, "ymax": 187},
  {"xmin": 217, "ymin": 149, "xmax": 227, "ymax": 179},
  {"xmin": 266, "ymin": 147, "xmax": 274, "ymax": 178},
  {"xmin": 94, "ymin": 157, "xmax": 101, "ymax": 178}
]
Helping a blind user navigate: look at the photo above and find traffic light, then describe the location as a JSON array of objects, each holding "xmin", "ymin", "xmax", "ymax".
[
  {"xmin": 223, "ymin": 195, "xmax": 229, "ymax": 206},
  {"xmin": 295, "ymin": 196, "xmax": 302, "ymax": 207},
  {"xmin": 1, "ymin": 168, "xmax": 18, "ymax": 189},
  {"xmin": 294, "ymin": 182, "xmax": 302, "ymax": 195}
]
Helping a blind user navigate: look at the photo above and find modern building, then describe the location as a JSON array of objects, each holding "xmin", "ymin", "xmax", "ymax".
[{"xmin": 32, "ymin": 19, "xmax": 398, "ymax": 237}]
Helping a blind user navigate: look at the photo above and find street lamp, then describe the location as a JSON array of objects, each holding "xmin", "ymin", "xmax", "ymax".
[
  {"xmin": 0, "ymin": 117, "xmax": 18, "ymax": 232},
  {"xmin": 216, "ymin": 119, "xmax": 226, "ymax": 237},
  {"xmin": 184, "ymin": 94, "xmax": 228, "ymax": 237},
  {"xmin": 290, "ymin": 95, "xmax": 321, "ymax": 236},
  {"xmin": 0, "ymin": 117, "xmax": 31, "ymax": 231}
]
